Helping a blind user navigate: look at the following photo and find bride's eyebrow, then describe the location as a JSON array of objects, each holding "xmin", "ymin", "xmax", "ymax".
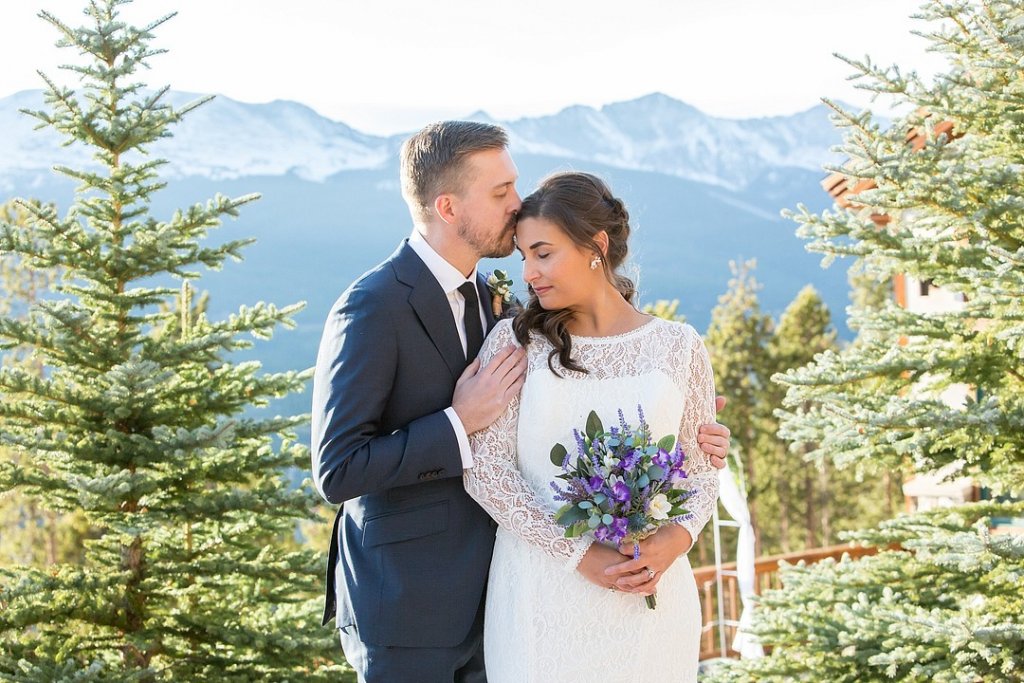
[{"xmin": 527, "ymin": 241, "xmax": 553, "ymax": 250}]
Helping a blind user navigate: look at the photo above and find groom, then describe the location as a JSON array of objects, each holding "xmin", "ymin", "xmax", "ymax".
[{"xmin": 311, "ymin": 121, "xmax": 732, "ymax": 683}]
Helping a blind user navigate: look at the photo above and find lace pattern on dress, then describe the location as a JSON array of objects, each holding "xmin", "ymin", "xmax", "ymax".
[
  {"xmin": 464, "ymin": 317, "xmax": 719, "ymax": 564},
  {"xmin": 463, "ymin": 322, "xmax": 593, "ymax": 570}
]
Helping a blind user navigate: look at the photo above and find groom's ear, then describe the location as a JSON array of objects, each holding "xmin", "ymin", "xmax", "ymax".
[{"xmin": 434, "ymin": 193, "xmax": 456, "ymax": 225}]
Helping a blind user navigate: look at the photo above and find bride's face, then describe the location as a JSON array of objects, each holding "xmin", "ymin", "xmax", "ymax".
[{"xmin": 516, "ymin": 216, "xmax": 602, "ymax": 310}]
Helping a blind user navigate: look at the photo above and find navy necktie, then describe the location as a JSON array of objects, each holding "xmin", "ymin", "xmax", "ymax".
[{"xmin": 457, "ymin": 282, "xmax": 484, "ymax": 361}]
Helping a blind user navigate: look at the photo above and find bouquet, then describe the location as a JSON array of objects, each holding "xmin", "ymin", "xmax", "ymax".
[{"xmin": 550, "ymin": 405, "xmax": 690, "ymax": 609}]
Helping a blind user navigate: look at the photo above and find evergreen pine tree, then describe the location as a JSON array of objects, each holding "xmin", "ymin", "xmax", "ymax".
[
  {"xmin": 706, "ymin": 1, "xmax": 1024, "ymax": 680},
  {"xmin": 0, "ymin": 199, "xmax": 92, "ymax": 568},
  {"xmin": 0, "ymin": 2, "xmax": 350, "ymax": 679},
  {"xmin": 766, "ymin": 286, "xmax": 837, "ymax": 551},
  {"xmin": 704, "ymin": 260, "xmax": 775, "ymax": 556}
]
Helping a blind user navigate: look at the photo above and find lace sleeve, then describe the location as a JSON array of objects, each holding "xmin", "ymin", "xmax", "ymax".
[
  {"xmin": 463, "ymin": 321, "xmax": 593, "ymax": 570},
  {"xmin": 674, "ymin": 326, "xmax": 720, "ymax": 550}
]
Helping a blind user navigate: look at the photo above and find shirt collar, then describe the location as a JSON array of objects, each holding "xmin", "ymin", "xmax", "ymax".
[{"xmin": 408, "ymin": 229, "xmax": 478, "ymax": 295}]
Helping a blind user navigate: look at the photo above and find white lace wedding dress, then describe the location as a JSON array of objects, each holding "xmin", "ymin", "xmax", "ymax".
[{"xmin": 464, "ymin": 317, "xmax": 718, "ymax": 683}]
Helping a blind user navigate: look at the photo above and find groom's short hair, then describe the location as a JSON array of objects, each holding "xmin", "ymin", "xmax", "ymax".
[{"xmin": 400, "ymin": 121, "xmax": 509, "ymax": 223}]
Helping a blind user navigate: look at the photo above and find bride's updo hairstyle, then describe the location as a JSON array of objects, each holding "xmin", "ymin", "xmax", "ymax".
[{"xmin": 512, "ymin": 171, "xmax": 636, "ymax": 375}]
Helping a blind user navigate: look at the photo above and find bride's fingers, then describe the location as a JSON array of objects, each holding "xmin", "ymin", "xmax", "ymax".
[
  {"xmin": 615, "ymin": 570, "xmax": 662, "ymax": 592},
  {"xmin": 604, "ymin": 557, "xmax": 646, "ymax": 577}
]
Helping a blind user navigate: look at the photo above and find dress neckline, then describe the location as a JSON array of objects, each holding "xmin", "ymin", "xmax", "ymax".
[{"xmin": 568, "ymin": 316, "xmax": 660, "ymax": 343}]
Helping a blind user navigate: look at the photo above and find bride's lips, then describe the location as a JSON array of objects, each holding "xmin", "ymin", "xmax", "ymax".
[{"xmin": 533, "ymin": 285, "xmax": 553, "ymax": 296}]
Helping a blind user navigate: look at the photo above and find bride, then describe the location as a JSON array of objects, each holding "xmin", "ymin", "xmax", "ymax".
[{"xmin": 463, "ymin": 172, "xmax": 718, "ymax": 682}]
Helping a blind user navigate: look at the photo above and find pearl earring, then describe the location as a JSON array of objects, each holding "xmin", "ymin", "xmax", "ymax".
[{"xmin": 590, "ymin": 256, "xmax": 602, "ymax": 270}]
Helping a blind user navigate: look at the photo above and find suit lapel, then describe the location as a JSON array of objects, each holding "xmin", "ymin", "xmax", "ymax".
[
  {"xmin": 392, "ymin": 241, "xmax": 466, "ymax": 378},
  {"xmin": 477, "ymin": 273, "xmax": 497, "ymax": 334}
]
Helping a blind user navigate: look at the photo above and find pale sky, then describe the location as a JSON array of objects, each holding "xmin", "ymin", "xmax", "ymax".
[{"xmin": 0, "ymin": 0, "xmax": 946, "ymax": 134}]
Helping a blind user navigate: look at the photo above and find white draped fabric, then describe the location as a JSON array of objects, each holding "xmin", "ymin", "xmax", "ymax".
[{"xmin": 717, "ymin": 467, "xmax": 764, "ymax": 658}]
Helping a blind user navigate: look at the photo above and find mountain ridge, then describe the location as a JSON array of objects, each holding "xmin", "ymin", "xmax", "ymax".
[{"xmin": 0, "ymin": 89, "xmax": 857, "ymax": 190}]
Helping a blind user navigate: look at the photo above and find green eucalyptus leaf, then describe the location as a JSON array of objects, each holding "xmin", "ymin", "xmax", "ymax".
[
  {"xmin": 586, "ymin": 411, "xmax": 604, "ymax": 440},
  {"xmin": 557, "ymin": 504, "xmax": 588, "ymax": 526},
  {"xmin": 550, "ymin": 443, "xmax": 568, "ymax": 467}
]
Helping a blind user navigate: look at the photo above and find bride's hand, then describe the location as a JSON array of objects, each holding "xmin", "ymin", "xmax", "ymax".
[
  {"xmin": 604, "ymin": 526, "xmax": 693, "ymax": 594},
  {"xmin": 577, "ymin": 543, "xmax": 641, "ymax": 590}
]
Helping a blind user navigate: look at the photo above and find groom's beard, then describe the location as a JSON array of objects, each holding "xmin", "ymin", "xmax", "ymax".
[{"xmin": 459, "ymin": 213, "xmax": 517, "ymax": 259}]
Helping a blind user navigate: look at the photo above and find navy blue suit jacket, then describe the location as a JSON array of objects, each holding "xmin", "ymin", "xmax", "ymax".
[{"xmin": 311, "ymin": 240, "xmax": 498, "ymax": 648}]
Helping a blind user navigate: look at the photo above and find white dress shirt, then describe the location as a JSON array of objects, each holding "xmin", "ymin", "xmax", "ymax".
[{"xmin": 408, "ymin": 230, "xmax": 487, "ymax": 469}]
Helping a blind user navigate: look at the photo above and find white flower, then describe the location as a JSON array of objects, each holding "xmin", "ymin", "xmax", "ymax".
[
  {"xmin": 603, "ymin": 454, "xmax": 618, "ymax": 470},
  {"xmin": 648, "ymin": 493, "xmax": 671, "ymax": 521}
]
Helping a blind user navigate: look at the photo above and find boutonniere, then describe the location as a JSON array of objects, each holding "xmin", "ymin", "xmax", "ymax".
[{"xmin": 485, "ymin": 269, "xmax": 515, "ymax": 318}]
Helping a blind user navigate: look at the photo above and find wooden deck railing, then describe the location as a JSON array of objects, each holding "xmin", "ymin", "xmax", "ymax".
[{"xmin": 693, "ymin": 543, "xmax": 884, "ymax": 661}]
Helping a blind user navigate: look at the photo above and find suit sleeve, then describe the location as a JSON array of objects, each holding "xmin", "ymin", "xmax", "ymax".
[{"xmin": 311, "ymin": 283, "xmax": 463, "ymax": 504}]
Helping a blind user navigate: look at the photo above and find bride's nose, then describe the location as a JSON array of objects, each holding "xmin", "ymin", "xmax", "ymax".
[{"xmin": 522, "ymin": 261, "xmax": 539, "ymax": 284}]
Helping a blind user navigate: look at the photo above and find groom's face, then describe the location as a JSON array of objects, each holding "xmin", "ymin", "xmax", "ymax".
[{"xmin": 453, "ymin": 148, "xmax": 521, "ymax": 259}]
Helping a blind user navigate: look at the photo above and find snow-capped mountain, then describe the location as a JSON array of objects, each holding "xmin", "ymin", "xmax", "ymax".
[
  {"xmin": 0, "ymin": 89, "xmax": 847, "ymax": 189},
  {"xmin": 493, "ymin": 93, "xmax": 845, "ymax": 189},
  {"xmin": 0, "ymin": 89, "xmax": 389, "ymax": 185}
]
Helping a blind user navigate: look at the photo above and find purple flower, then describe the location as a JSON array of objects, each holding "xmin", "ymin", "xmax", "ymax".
[
  {"xmin": 636, "ymin": 404, "xmax": 648, "ymax": 431},
  {"xmin": 668, "ymin": 467, "xmax": 688, "ymax": 485},
  {"xmin": 653, "ymin": 448, "xmax": 672, "ymax": 469},
  {"xmin": 594, "ymin": 516, "xmax": 629, "ymax": 544},
  {"xmin": 588, "ymin": 475, "xmax": 604, "ymax": 493},
  {"xmin": 621, "ymin": 449, "xmax": 641, "ymax": 472},
  {"xmin": 573, "ymin": 429, "xmax": 587, "ymax": 458},
  {"xmin": 611, "ymin": 481, "xmax": 632, "ymax": 503},
  {"xmin": 610, "ymin": 516, "xmax": 628, "ymax": 543}
]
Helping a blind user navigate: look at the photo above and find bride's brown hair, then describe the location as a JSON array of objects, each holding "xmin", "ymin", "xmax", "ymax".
[{"xmin": 512, "ymin": 172, "xmax": 636, "ymax": 375}]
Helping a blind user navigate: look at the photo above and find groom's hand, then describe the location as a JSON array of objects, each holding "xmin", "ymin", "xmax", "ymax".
[
  {"xmin": 452, "ymin": 345, "xmax": 526, "ymax": 435},
  {"xmin": 698, "ymin": 395, "xmax": 731, "ymax": 470}
]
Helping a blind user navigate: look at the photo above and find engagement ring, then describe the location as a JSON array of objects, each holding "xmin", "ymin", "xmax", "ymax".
[{"xmin": 646, "ymin": 569, "xmax": 656, "ymax": 579}]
